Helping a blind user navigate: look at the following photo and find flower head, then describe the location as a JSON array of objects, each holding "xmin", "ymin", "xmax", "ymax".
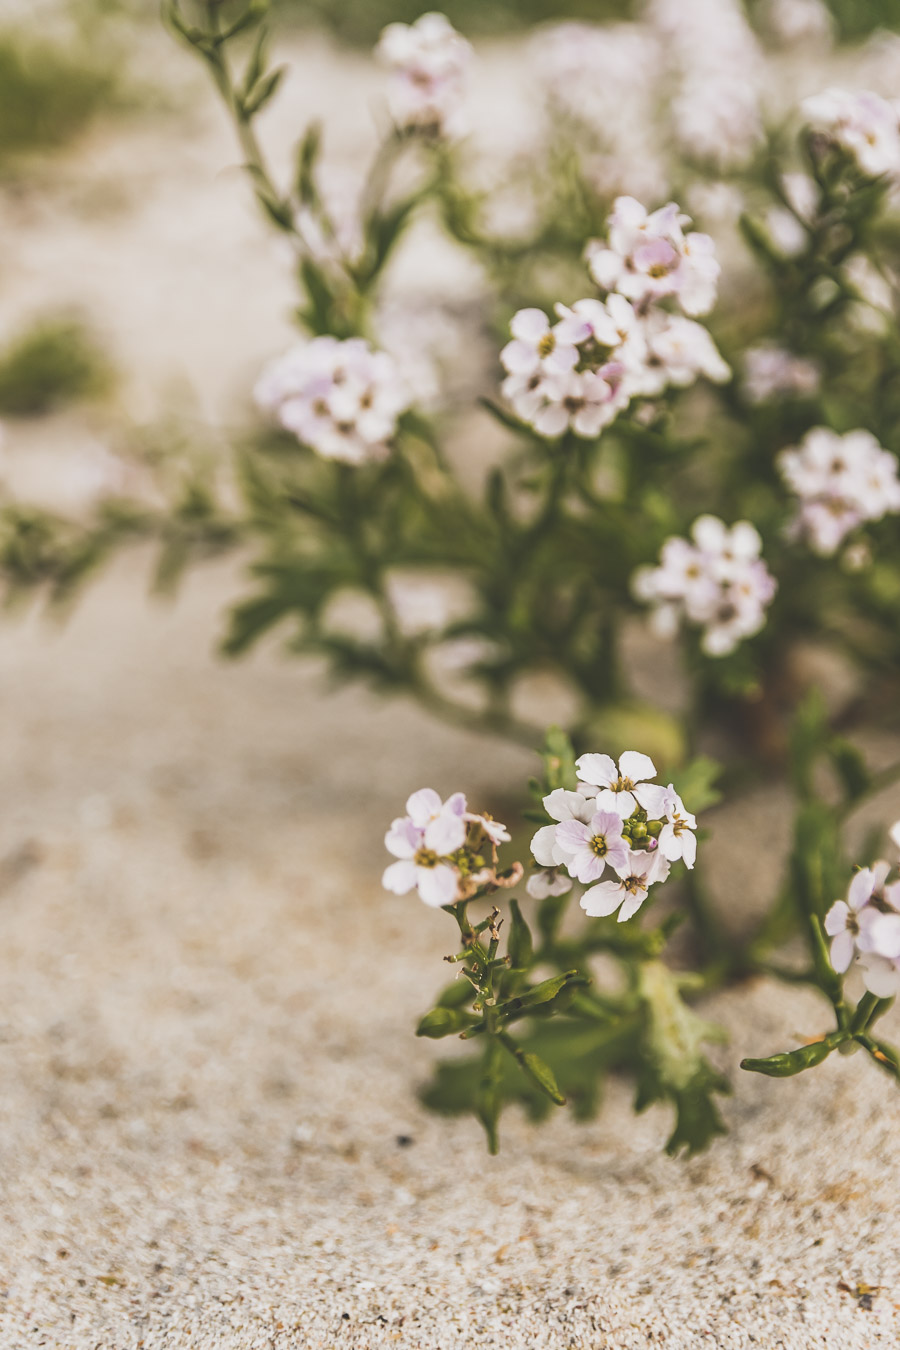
[
  {"xmin": 803, "ymin": 88, "xmax": 900, "ymax": 180},
  {"xmin": 825, "ymin": 861, "xmax": 900, "ymax": 994},
  {"xmin": 376, "ymin": 12, "xmax": 472, "ymax": 139},
  {"xmin": 779, "ymin": 427, "xmax": 900, "ymax": 556},
  {"xmin": 585, "ymin": 196, "xmax": 721, "ymax": 316},
  {"xmin": 576, "ymin": 751, "xmax": 668, "ymax": 817},
  {"xmin": 581, "ymin": 848, "xmax": 671, "ymax": 922},
  {"xmin": 256, "ymin": 336, "xmax": 410, "ymax": 465}
]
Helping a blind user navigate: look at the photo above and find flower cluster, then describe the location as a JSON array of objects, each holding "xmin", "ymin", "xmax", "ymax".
[
  {"xmin": 376, "ymin": 12, "xmax": 472, "ymax": 139},
  {"xmin": 529, "ymin": 751, "xmax": 696, "ymax": 921},
  {"xmin": 500, "ymin": 197, "xmax": 728, "ymax": 437},
  {"xmin": 825, "ymin": 824, "xmax": 900, "ymax": 997},
  {"xmin": 585, "ymin": 197, "xmax": 720, "ymax": 316},
  {"xmin": 778, "ymin": 427, "xmax": 900, "ymax": 556},
  {"xmin": 383, "ymin": 788, "xmax": 511, "ymax": 908},
  {"xmin": 648, "ymin": 0, "xmax": 763, "ymax": 170},
  {"xmin": 802, "ymin": 88, "xmax": 900, "ymax": 180},
  {"xmin": 633, "ymin": 516, "xmax": 777, "ymax": 657},
  {"xmin": 743, "ymin": 345, "xmax": 820, "ymax": 404},
  {"xmin": 255, "ymin": 336, "xmax": 411, "ymax": 465}
]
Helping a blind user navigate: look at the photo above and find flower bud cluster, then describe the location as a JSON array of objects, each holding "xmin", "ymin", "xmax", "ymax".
[
  {"xmin": 802, "ymin": 88, "xmax": 900, "ymax": 180},
  {"xmin": 383, "ymin": 788, "xmax": 511, "ymax": 908},
  {"xmin": 825, "ymin": 824, "xmax": 900, "ymax": 997},
  {"xmin": 376, "ymin": 12, "xmax": 472, "ymax": 140},
  {"xmin": 778, "ymin": 427, "xmax": 900, "ymax": 556},
  {"xmin": 632, "ymin": 516, "xmax": 777, "ymax": 657},
  {"xmin": 529, "ymin": 751, "xmax": 696, "ymax": 922},
  {"xmin": 500, "ymin": 197, "xmax": 728, "ymax": 438},
  {"xmin": 255, "ymin": 336, "xmax": 411, "ymax": 466}
]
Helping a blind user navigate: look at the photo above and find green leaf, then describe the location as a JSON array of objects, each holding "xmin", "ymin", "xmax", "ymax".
[
  {"xmin": 507, "ymin": 899, "xmax": 533, "ymax": 970},
  {"xmin": 475, "ymin": 1040, "xmax": 503, "ymax": 1154},
  {"xmin": 828, "ymin": 738, "xmax": 870, "ymax": 803},
  {"xmin": 542, "ymin": 725, "xmax": 576, "ymax": 793},
  {"xmin": 668, "ymin": 756, "xmax": 722, "ymax": 814},
  {"xmin": 437, "ymin": 979, "xmax": 475, "ymax": 1009},
  {"xmin": 243, "ymin": 66, "xmax": 284, "ymax": 118},
  {"xmin": 295, "ymin": 121, "xmax": 322, "ymax": 205},
  {"xmin": 298, "ymin": 258, "xmax": 335, "ymax": 334},
  {"xmin": 518, "ymin": 1051, "xmax": 566, "ymax": 1105},
  {"xmin": 501, "ymin": 970, "xmax": 579, "ymax": 1013},
  {"xmin": 633, "ymin": 960, "xmax": 730, "ymax": 1157},
  {"xmin": 740, "ymin": 1033, "xmax": 844, "ymax": 1077},
  {"xmin": 536, "ymin": 891, "xmax": 568, "ymax": 946},
  {"xmin": 415, "ymin": 1006, "xmax": 479, "ymax": 1039}
]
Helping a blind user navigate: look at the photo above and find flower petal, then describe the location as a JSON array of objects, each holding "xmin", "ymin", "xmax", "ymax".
[
  {"xmin": 405, "ymin": 788, "xmax": 442, "ymax": 827},
  {"xmin": 382, "ymin": 859, "xmax": 418, "ymax": 895},
  {"xmin": 385, "ymin": 816, "xmax": 420, "ymax": 859},
  {"xmin": 860, "ymin": 953, "xmax": 900, "ymax": 998},
  {"xmin": 848, "ymin": 868, "xmax": 876, "ymax": 911},
  {"xmin": 510, "ymin": 307, "xmax": 549, "ymax": 342},
  {"xmin": 579, "ymin": 881, "xmax": 623, "ymax": 917},
  {"xmin": 425, "ymin": 811, "xmax": 466, "ymax": 855},
  {"xmin": 829, "ymin": 929, "xmax": 855, "ymax": 973},
  {"xmin": 634, "ymin": 782, "xmax": 669, "ymax": 817},
  {"xmin": 531, "ymin": 824, "xmax": 559, "ymax": 867},
  {"xmin": 575, "ymin": 753, "xmax": 616, "ymax": 788},
  {"xmin": 617, "ymin": 890, "xmax": 647, "ymax": 922},
  {"xmin": 417, "ymin": 864, "xmax": 459, "ymax": 908},
  {"xmin": 824, "ymin": 900, "xmax": 849, "ymax": 936},
  {"xmin": 543, "ymin": 788, "xmax": 590, "ymax": 822},
  {"xmin": 618, "ymin": 750, "xmax": 656, "ymax": 783},
  {"xmin": 555, "ymin": 819, "xmax": 591, "ymax": 852}
]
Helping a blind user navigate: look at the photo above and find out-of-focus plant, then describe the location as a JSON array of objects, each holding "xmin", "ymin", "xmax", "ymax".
[
  {"xmin": 0, "ymin": 317, "xmax": 112, "ymax": 416},
  {"xmin": 1, "ymin": 0, "xmax": 899, "ymax": 1152}
]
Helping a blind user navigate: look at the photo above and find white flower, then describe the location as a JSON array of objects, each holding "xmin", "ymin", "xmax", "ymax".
[
  {"xmin": 256, "ymin": 336, "xmax": 411, "ymax": 466},
  {"xmin": 778, "ymin": 427, "xmax": 900, "ymax": 556},
  {"xmin": 500, "ymin": 308, "xmax": 579, "ymax": 379},
  {"xmin": 657, "ymin": 787, "xmax": 698, "ymax": 868},
  {"xmin": 527, "ymin": 867, "xmax": 572, "ymax": 900},
  {"xmin": 382, "ymin": 788, "xmax": 467, "ymax": 907},
  {"xmin": 634, "ymin": 517, "xmax": 776, "ymax": 657},
  {"xmin": 585, "ymin": 196, "xmax": 721, "ymax": 316},
  {"xmin": 575, "ymin": 751, "xmax": 668, "ymax": 818},
  {"xmin": 803, "ymin": 88, "xmax": 900, "ymax": 179},
  {"xmin": 825, "ymin": 863, "xmax": 900, "ymax": 994},
  {"xmin": 376, "ymin": 12, "xmax": 472, "ymax": 139},
  {"xmin": 580, "ymin": 848, "xmax": 671, "ymax": 922},
  {"xmin": 633, "ymin": 312, "xmax": 730, "ymax": 395}
]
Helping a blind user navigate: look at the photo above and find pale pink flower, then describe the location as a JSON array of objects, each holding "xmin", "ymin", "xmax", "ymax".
[
  {"xmin": 555, "ymin": 809, "xmax": 630, "ymax": 885},
  {"xmin": 382, "ymin": 788, "xmax": 467, "ymax": 907},
  {"xmin": 744, "ymin": 346, "xmax": 820, "ymax": 404},
  {"xmin": 586, "ymin": 196, "xmax": 721, "ymax": 316},
  {"xmin": 803, "ymin": 88, "xmax": 900, "ymax": 180},
  {"xmin": 500, "ymin": 308, "xmax": 579, "ymax": 379},
  {"xmin": 580, "ymin": 848, "xmax": 671, "ymax": 922},
  {"xmin": 779, "ymin": 427, "xmax": 900, "ymax": 555},
  {"xmin": 376, "ymin": 12, "xmax": 472, "ymax": 139}
]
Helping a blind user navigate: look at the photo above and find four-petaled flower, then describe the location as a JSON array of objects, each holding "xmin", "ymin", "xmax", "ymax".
[
  {"xmin": 575, "ymin": 751, "xmax": 668, "ymax": 817},
  {"xmin": 581, "ymin": 849, "xmax": 672, "ymax": 922},
  {"xmin": 554, "ymin": 809, "xmax": 630, "ymax": 884},
  {"xmin": 382, "ymin": 788, "xmax": 467, "ymax": 907}
]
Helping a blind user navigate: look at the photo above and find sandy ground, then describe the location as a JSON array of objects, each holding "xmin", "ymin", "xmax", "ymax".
[{"xmin": 1, "ymin": 17, "xmax": 900, "ymax": 1349}]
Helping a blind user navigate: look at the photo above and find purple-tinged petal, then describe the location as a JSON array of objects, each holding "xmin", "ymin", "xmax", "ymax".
[
  {"xmin": 829, "ymin": 930, "xmax": 855, "ymax": 973},
  {"xmin": 860, "ymin": 954, "xmax": 900, "ymax": 998},
  {"xmin": 848, "ymin": 868, "xmax": 876, "ymax": 911},
  {"xmin": 555, "ymin": 819, "xmax": 591, "ymax": 851},
  {"xmin": 576, "ymin": 852, "xmax": 607, "ymax": 884},
  {"xmin": 589, "ymin": 810, "xmax": 625, "ymax": 838},
  {"xmin": 605, "ymin": 839, "xmax": 631, "ymax": 871},
  {"xmin": 862, "ymin": 912, "xmax": 900, "ymax": 960},
  {"xmin": 824, "ymin": 900, "xmax": 849, "ymax": 937},
  {"xmin": 385, "ymin": 816, "xmax": 421, "ymax": 859}
]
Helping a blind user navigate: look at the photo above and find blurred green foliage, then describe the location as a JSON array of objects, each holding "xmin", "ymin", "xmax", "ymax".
[
  {"xmin": 278, "ymin": 0, "xmax": 899, "ymax": 45},
  {"xmin": 275, "ymin": 0, "xmax": 636, "ymax": 44},
  {"xmin": 0, "ymin": 318, "xmax": 112, "ymax": 416},
  {"xmin": 0, "ymin": 28, "xmax": 119, "ymax": 165}
]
